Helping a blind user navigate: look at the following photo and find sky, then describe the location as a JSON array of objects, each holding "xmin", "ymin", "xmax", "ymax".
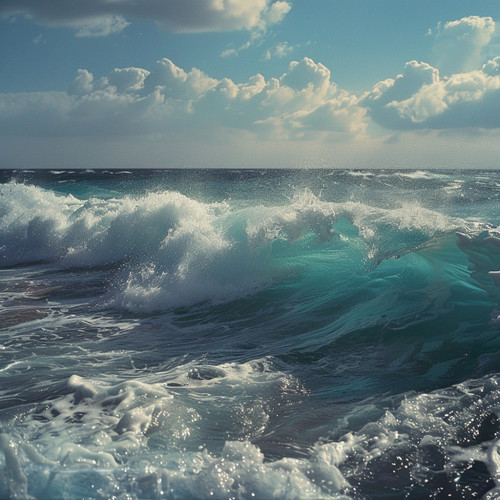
[{"xmin": 1, "ymin": 0, "xmax": 500, "ymax": 169}]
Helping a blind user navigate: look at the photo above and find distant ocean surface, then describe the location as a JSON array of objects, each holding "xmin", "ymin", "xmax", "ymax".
[{"xmin": 1, "ymin": 168, "xmax": 499, "ymax": 499}]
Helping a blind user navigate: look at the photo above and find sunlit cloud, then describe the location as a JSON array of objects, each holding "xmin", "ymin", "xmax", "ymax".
[
  {"xmin": 430, "ymin": 15, "xmax": 496, "ymax": 75},
  {"xmin": 264, "ymin": 42, "xmax": 294, "ymax": 60},
  {"xmin": 0, "ymin": 57, "xmax": 365, "ymax": 142},
  {"xmin": 362, "ymin": 58, "xmax": 500, "ymax": 130}
]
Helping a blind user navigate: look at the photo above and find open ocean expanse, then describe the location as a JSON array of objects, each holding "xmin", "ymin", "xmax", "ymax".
[{"xmin": 1, "ymin": 168, "xmax": 499, "ymax": 499}]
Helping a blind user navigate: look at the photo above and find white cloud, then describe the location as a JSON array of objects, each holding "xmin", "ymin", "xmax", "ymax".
[
  {"xmin": 431, "ymin": 16, "xmax": 496, "ymax": 75},
  {"xmin": 264, "ymin": 1, "xmax": 292, "ymax": 26},
  {"xmin": 280, "ymin": 57, "xmax": 331, "ymax": 92},
  {"xmin": 293, "ymin": 93, "xmax": 366, "ymax": 135},
  {"xmin": 68, "ymin": 69, "xmax": 94, "ymax": 96},
  {"xmin": 0, "ymin": 57, "xmax": 366, "ymax": 143},
  {"xmin": 362, "ymin": 57, "xmax": 500, "ymax": 130},
  {"xmin": 361, "ymin": 60, "xmax": 440, "ymax": 129},
  {"xmin": 142, "ymin": 59, "xmax": 218, "ymax": 101},
  {"xmin": 202, "ymin": 58, "xmax": 365, "ymax": 139},
  {"xmin": 221, "ymin": 48, "xmax": 239, "ymax": 58},
  {"xmin": 220, "ymin": 31, "xmax": 263, "ymax": 58},
  {"xmin": 361, "ymin": 16, "xmax": 500, "ymax": 132},
  {"xmin": 73, "ymin": 15, "xmax": 130, "ymax": 38},
  {"xmin": 0, "ymin": 0, "xmax": 291, "ymax": 35},
  {"xmin": 483, "ymin": 56, "xmax": 500, "ymax": 76},
  {"xmin": 264, "ymin": 42, "xmax": 293, "ymax": 60},
  {"xmin": 106, "ymin": 67, "xmax": 151, "ymax": 93},
  {"xmin": 220, "ymin": 10, "xmax": 290, "ymax": 59}
]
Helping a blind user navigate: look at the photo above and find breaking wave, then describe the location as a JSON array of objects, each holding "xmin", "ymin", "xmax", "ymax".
[{"xmin": 1, "ymin": 181, "xmax": 485, "ymax": 313}]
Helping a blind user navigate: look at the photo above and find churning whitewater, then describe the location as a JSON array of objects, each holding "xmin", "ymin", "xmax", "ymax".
[{"xmin": 0, "ymin": 169, "xmax": 499, "ymax": 499}]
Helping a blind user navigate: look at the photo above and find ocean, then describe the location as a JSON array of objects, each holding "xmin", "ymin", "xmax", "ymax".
[{"xmin": 0, "ymin": 168, "xmax": 499, "ymax": 499}]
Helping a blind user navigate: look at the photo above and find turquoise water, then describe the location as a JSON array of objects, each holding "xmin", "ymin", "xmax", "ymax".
[{"xmin": 0, "ymin": 169, "xmax": 499, "ymax": 499}]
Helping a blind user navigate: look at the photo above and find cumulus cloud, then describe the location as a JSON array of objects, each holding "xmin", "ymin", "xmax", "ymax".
[
  {"xmin": 361, "ymin": 60, "xmax": 440, "ymax": 129},
  {"xmin": 68, "ymin": 69, "xmax": 95, "ymax": 96},
  {"xmin": 0, "ymin": 57, "xmax": 366, "ymax": 142},
  {"xmin": 362, "ymin": 16, "xmax": 499, "ymax": 132},
  {"xmin": 286, "ymin": 94, "xmax": 366, "ymax": 137},
  {"xmin": 107, "ymin": 67, "xmax": 151, "ymax": 94},
  {"xmin": 0, "ymin": 0, "xmax": 291, "ymax": 35},
  {"xmin": 281, "ymin": 58, "xmax": 331, "ymax": 91},
  {"xmin": 362, "ymin": 57, "xmax": 500, "ymax": 130},
  {"xmin": 142, "ymin": 59, "xmax": 218, "ymax": 99},
  {"xmin": 265, "ymin": 1, "xmax": 292, "ymax": 25},
  {"xmin": 200, "ymin": 57, "xmax": 365, "ymax": 139},
  {"xmin": 431, "ymin": 16, "xmax": 496, "ymax": 75}
]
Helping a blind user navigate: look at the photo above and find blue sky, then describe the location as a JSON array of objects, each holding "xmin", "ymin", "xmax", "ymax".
[{"xmin": 1, "ymin": 1, "xmax": 500, "ymax": 168}]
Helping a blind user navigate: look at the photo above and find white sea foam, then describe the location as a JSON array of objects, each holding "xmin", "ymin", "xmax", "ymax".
[
  {"xmin": 394, "ymin": 170, "xmax": 441, "ymax": 180},
  {"xmin": 0, "ymin": 183, "xmax": 344, "ymax": 311},
  {"xmin": 2, "ymin": 362, "xmax": 499, "ymax": 499},
  {"xmin": 344, "ymin": 170, "xmax": 374, "ymax": 178},
  {"xmin": 317, "ymin": 375, "xmax": 500, "ymax": 497},
  {"xmin": 0, "ymin": 358, "xmax": 327, "ymax": 499},
  {"xmin": 246, "ymin": 189, "xmax": 337, "ymax": 247}
]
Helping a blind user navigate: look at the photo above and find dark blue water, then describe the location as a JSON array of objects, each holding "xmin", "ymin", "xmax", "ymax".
[{"xmin": 0, "ymin": 169, "xmax": 499, "ymax": 499}]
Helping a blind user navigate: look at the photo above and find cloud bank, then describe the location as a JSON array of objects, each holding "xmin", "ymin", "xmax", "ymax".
[
  {"xmin": 0, "ymin": 57, "xmax": 366, "ymax": 142},
  {"xmin": 0, "ymin": 0, "xmax": 291, "ymax": 35},
  {"xmin": 3, "ymin": 51, "xmax": 500, "ymax": 145}
]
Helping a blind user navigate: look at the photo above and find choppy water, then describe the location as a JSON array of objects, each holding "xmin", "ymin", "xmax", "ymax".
[{"xmin": 0, "ymin": 168, "xmax": 499, "ymax": 499}]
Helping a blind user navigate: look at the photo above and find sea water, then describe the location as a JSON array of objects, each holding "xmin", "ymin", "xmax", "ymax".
[{"xmin": 0, "ymin": 168, "xmax": 499, "ymax": 499}]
